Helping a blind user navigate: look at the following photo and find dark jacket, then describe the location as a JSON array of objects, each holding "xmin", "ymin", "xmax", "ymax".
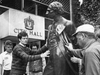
[{"xmin": 10, "ymin": 44, "xmax": 48, "ymax": 75}]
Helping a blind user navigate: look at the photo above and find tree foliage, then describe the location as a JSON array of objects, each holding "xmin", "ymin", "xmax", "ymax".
[{"xmin": 73, "ymin": 0, "xmax": 100, "ymax": 26}]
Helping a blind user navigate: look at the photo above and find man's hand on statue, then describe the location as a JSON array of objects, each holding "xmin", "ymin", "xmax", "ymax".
[
  {"xmin": 71, "ymin": 56, "xmax": 80, "ymax": 63},
  {"xmin": 40, "ymin": 50, "xmax": 50, "ymax": 58},
  {"xmin": 71, "ymin": 57, "xmax": 82, "ymax": 64},
  {"xmin": 65, "ymin": 43, "xmax": 73, "ymax": 51}
]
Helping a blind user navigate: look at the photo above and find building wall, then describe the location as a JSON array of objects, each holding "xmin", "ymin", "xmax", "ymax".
[{"xmin": 0, "ymin": 40, "xmax": 5, "ymax": 53}]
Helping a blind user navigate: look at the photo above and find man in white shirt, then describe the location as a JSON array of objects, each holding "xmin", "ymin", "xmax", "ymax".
[{"xmin": 0, "ymin": 40, "xmax": 13, "ymax": 75}]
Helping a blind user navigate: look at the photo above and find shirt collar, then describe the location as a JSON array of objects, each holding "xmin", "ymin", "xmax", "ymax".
[
  {"xmin": 19, "ymin": 43, "xmax": 26, "ymax": 47},
  {"xmin": 5, "ymin": 51, "xmax": 12, "ymax": 55}
]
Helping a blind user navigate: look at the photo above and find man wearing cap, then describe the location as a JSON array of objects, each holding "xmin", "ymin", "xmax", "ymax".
[
  {"xmin": 0, "ymin": 40, "xmax": 13, "ymax": 75},
  {"xmin": 43, "ymin": 1, "xmax": 73, "ymax": 75},
  {"xmin": 66, "ymin": 24, "xmax": 100, "ymax": 75}
]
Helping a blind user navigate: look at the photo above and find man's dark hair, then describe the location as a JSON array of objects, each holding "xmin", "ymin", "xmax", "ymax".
[
  {"xmin": 17, "ymin": 31, "xmax": 28, "ymax": 39},
  {"xmin": 30, "ymin": 42, "xmax": 39, "ymax": 49},
  {"xmin": 5, "ymin": 40, "xmax": 13, "ymax": 46}
]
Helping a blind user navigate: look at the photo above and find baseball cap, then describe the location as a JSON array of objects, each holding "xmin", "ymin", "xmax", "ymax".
[
  {"xmin": 73, "ymin": 24, "xmax": 95, "ymax": 36},
  {"xmin": 48, "ymin": 1, "xmax": 64, "ymax": 14},
  {"xmin": 49, "ymin": 1, "xmax": 63, "ymax": 9}
]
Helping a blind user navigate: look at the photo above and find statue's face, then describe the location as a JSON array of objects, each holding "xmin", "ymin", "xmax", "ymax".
[{"xmin": 46, "ymin": 8, "xmax": 56, "ymax": 19}]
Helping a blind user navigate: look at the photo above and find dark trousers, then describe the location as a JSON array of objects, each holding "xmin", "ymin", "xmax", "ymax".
[{"xmin": 3, "ymin": 70, "xmax": 10, "ymax": 75}]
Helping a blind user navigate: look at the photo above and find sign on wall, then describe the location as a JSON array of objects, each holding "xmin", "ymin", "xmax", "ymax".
[{"xmin": 9, "ymin": 9, "xmax": 45, "ymax": 40}]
